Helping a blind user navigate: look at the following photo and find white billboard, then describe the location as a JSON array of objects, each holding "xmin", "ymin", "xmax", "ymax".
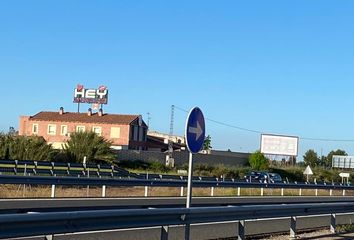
[
  {"xmin": 260, "ymin": 134, "xmax": 299, "ymax": 156},
  {"xmin": 332, "ymin": 155, "xmax": 354, "ymax": 169}
]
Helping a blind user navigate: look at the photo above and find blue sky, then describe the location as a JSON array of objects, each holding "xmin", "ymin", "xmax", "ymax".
[{"xmin": 1, "ymin": 1, "xmax": 354, "ymax": 159}]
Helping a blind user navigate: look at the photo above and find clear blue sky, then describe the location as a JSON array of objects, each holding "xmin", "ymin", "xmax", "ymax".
[{"xmin": 1, "ymin": 1, "xmax": 354, "ymax": 160}]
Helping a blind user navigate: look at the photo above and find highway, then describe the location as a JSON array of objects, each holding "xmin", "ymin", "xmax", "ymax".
[
  {"xmin": 1, "ymin": 202, "xmax": 354, "ymax": 240},
  {"xmin": 1, "ymin": 196, "xmax": 354, "ymax": 213}
]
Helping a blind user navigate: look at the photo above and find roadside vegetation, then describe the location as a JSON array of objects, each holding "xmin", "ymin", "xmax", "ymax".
[
  {"xmin": 63, "ymin": 131, "xmax": 115, "ymax": 164},
  {"xmin": 0, "ymin": 133, "xmax": 56, "ymax": 161},
  {"xmin": 0, "ymin": 131, "xmax": 351, "ymax": 183},
  {"xmin": 118, "ymin": 160, "xmax": 171, "ymax": 173},
  {"xmin": 0, "ymin": 132, "xmax": 115, "ymax": 164},
  {"xmin": 336, "ymin": 224, "xmax": 354, "ymax": 233}
]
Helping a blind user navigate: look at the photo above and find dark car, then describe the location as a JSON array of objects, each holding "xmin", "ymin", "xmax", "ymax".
[
  {"xmin": 244, "ymin": 171, "xmax": 270, "ymax": 183},
  {"xmin": 269, "ymin": 173, "xmax": 282, "ymax": 183}
]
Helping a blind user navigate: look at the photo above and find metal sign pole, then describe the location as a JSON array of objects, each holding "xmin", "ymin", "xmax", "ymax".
[
  {"xmin": 184, "ymin": 107, "xmax": 205, "ymax": 240},
  {"xmin": 186, "ymin": 152, "xmax": 193, "ymax": 208},
  {"xmin": 185, "ymin": 152, "xmax": 193, "ymax": 240}
]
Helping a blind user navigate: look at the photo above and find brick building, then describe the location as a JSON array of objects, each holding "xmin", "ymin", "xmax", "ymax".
[{"xmin": 19, "ymin": 107, "xmax": 148, "ymax": 150}]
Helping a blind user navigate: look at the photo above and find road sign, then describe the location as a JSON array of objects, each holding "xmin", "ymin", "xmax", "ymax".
[
  {"xmin": 339, "ymin": 173, "xmax": 350, "ymax": 178},
  {"xmin": 303, "ymin": 165, "xmax": 313, "ymax": 175},
  {"xmin": 185, "ymin": 107, "xmax": 205, "ymax": 154},
  {"xmin": 184, "ymin": 107, "xmax": 205, "ymax": 240},
  {"xmin": 303, "ymin": 165, "xmax": 313, "ymax": 182},
  {"xmin": 339, "ymin": 173, "xmax": 350, "ymax": 184}
]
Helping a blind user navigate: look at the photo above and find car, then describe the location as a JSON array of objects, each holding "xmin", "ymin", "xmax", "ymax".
[
  {"xmin": 269, "ymin": 173, "xmax": 282, "ymax": 183},
  {"xmin": 244, "ymin": 172, "xmax": 283, "ymax": 183},
  {"xmin": 244, "ymin": 171, "xmax": 270, "ymax": 183}
]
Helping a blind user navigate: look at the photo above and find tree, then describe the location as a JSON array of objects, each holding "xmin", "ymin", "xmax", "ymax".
[
  {"xmin": 0, "ymin": 133, "xmax": 10, "ymax": 159},
  {"xmin": 203, "ymin": 135, "xmax": 212, "ymax": 150},
  {"xmin": 318, "ymin": 155, "xmax": 327, "ymax": 167},
  {"xmin": 8, "ymin": 127, "xmax": 17, "ymax": 136},
  {"xmin": 0, "ymin": 134, "xmax": 55, "ymax": 161},
  {"xmin": 303, "ymin": 149, "xmax": 319, "ymax": 167},
  {"xmin": 249, "ymin": 151, "xmax": 269, "ymax": 170},
  {"xmin": 326, "ymin": 149, "xmax": 347, "ymax": 168},
  {"xmin": 63, "ymin": 131, "xmax": 115, "ymax": 164},
  {"xmin": 289, "ymin": 156, "xmax": 297, "ymax": 165}
]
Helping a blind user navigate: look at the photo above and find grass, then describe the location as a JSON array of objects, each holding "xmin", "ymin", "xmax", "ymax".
[
  {"xmin": 0, "ymin": 184, "xmax": 352, "ymax": 198},
  {"xmin": 337, "ymin": 224, "xmax": 354, "ymax": 233}
]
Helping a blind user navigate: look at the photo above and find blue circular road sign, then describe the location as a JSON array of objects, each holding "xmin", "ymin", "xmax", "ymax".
[{"xmin": 185, "ymin": 107, "xmax": 206, "ymax": 154}]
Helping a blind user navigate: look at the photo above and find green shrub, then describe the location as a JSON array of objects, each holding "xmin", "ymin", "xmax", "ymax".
[
  {"xmin": 149, "ymin": 161, "xmax": 170, "ymax": 173},
  {"xmin": 117, "ymin": 160, "xmax": 172, "ymax": 173},
  {"xmin": 193, "ymin": 164, "xmax": 251, "ymax": 179},
  {"xmin": 270, "ymin": 167, "xmax": 304, "ymax": 182},
  {"xmin": 118, "ymin": 160, "xmax": 149, "ymax": 170},
  {"xmin": 249, "ymin": 151, "xmax": 269, "ymax": 170},
  {"xmin": 0, "ymin": 134, "xmax": 56, "ymax": 161},
  {"xmin": 63, "ymin": 131, "xmax": 115, "ymax": 164}
]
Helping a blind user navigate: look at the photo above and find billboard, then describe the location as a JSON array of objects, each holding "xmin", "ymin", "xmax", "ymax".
[
  {"xmin": 73, "ymin": 84, "xmax": 108, "ymax": 104},
  {"xmin": 260, "ymin": 134, "xmax": 299, "ymax": 156},
  {"xmin": 332, "ymin": 155, "xmax": 354, "ymax": 169}
]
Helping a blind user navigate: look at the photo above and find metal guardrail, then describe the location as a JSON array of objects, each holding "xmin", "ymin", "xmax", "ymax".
[
  {"xmin": 0, "ymin": 202, "xmax": 353, "ymax": 239},
  {"xmin": 0, "ymin": 159, "xmax": 132, "ymax": 179},
  {"xmin": 0, "ymin": 159, "xmax": 219, "ymax": 181},
  {"xmin": 0, "ymin": 174, "xmax": 352, "ymax": 198},
  {"xmin": 2, "ymin": 159, "xmax": 350, "ymax": 186},
  {"xmin": 0, "ymin": 159, "xmax": 353, "ymax": 199},
  {"xmin": 0, "ymin": 174, "xmax": 352, "ymax": 190}
]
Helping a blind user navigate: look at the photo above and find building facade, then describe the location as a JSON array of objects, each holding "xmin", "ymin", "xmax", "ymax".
[
  {"xmin": 146, "ymin": 130, "xmax": 186, "ymax": 152},
  {"xmin": 19, "ymin": 107, "xmax": 148, "ymax": 150}
]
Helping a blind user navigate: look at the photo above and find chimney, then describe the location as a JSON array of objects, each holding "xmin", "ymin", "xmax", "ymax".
[
  {"xmin": 98, "ymin": 108, "xmax": 103, "ymax": 117},
  {"xmin": 59, "ymin": 107, "xmax": 64, "ymax": 115},
  {"xmin": 87, "ymin": 108, "xmax": 92, "ymax": 116}
]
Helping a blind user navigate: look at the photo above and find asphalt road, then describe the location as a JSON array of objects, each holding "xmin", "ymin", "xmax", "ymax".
[{"xmin": 1, "ymin": 196, "xmax": 354, "ymax": 213}]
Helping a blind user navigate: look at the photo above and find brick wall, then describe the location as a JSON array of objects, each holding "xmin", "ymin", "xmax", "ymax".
[{"xmin": 18, "ymin": 118, "xmax": 133, "ymax": 148}]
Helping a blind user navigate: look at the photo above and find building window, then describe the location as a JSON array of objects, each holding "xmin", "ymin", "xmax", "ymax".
[
  {"xmin": 32, "ymin": 124, "xmax": 39, "ymax": 134},
  {"xmin": 134, "ymin": 126, "xmax": 138, "ymax": 141},
  {"xmin": 139, "ymin": 127, "xmax": 144, "ymax": 141},
  {"xmin": 110, "ymin": 127, "xmax": 120, "ymax": 138},
  {"xmin": 92, "ymin": 126, "xmax": 102, "ymax": 136},
  {"xmin": 76, "ymin": 126, "xmax": 86, "ymax": 132},
  {"xmin": 47, "ymin": 124, "xmax": 57, "ymax": 135},
  {"xmin": 60, "ymin": 125, "xmax": 68, "ymax": 136},
  {"xmin": 130, "ymin": 126, "xmax": 134, "ymax": 140},
  {"xmin": 143, "ymin": 128, "xmax": 147, "ymax": 141}
]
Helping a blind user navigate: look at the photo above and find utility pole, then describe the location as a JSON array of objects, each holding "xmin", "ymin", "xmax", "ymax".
[
  {"xmin": 167, "ymin": 105, "xmax": 175, "ymax": 167},
  {"xmin": 147, "ymin": 112, "xmax": 151, "ymax": 128}
]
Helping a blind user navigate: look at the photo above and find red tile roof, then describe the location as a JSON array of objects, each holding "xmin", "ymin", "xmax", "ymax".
[{"xmin": 29, "ymin": 111, "xmax": 139, "ymax": 125}]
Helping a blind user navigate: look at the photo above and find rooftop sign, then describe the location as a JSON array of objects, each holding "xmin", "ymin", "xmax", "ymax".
[{"xmin": 73, "ymin": 84, "xmax": 108, "ymax": 104}]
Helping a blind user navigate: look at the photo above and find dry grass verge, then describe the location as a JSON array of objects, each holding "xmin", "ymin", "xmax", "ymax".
[{"xmin": 0, "ymin": 184, "xmax": 352, "ymax": 198}]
